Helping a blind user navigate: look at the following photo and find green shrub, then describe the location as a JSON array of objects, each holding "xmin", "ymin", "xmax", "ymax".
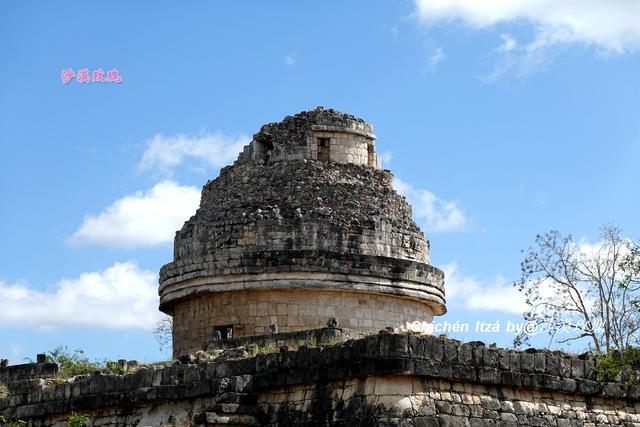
[
  {"xmin": 596, "ymin": 347, "xmax": 640, "ymax": 383},
  {"xmin": 67, "ymin": 412, "xmax": 89, "ymax": 427},
  {"xmin": 104, "ymin": 360, "xmax": 125, "ymax": 375},
  {"xmin": 0, "ymin": 416, "xmax": 26, "ymax": 427},
  {"xmin": 45, "ymin": 346, "xmax": 100, "ymax": 379}
]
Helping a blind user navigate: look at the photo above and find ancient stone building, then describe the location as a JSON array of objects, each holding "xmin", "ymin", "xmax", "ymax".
[
  {"xmin": 2, "ymin": 108, "xmax": 638, "ymax": 426},
  {"xmin": 159, "ymin": 108, "xmax": 446, "ymax": 357}
]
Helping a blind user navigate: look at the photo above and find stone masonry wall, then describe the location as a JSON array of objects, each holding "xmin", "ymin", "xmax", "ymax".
[
  {"xmin": 260, "ymin": 375, "xmax": 638, "ymax": 426},
  {"xmin": 236, "ymin": 108, "xmax": 377, "ymax": 167},
  {"xmin": 0, "ymin": 363, "xmax": 58, "ymax": 386},
  {"xmin": 308, "ymin": 131, "xmax": 380, "ymax": 168},
  {"xmin": 2, "ymin": 334, "xmax": 638, "ymax": 426},
  {"xmin": 171, "ymin": 289, "xmax": 435, "ymax": 356},
  {"xmin": 252, "ymin": 108, "xmax": 374, "ymax": 149}
]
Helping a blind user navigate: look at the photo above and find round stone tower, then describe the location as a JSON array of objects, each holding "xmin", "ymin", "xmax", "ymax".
[{"xmin": 159, "ymin": 107, "xmax": 446, "ymax": 357}]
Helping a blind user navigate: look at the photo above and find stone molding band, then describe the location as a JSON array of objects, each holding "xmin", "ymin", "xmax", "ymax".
[
  {"xmin": 159, "ymin": 270, "xmax": 446, "ymax": 315},
  {"xmin": 160, "ymin": 251, "xmax": 442, "ymax": 285},
  {"xmin": 310, "ymin": 124, "xmax": 376, "ymax": 140}
]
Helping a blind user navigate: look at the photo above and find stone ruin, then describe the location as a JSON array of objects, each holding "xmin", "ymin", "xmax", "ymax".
[
  {"xmin": 159, "ymin": 107, "xmax": 446, "ymax": 357},
  {"xmin": 1, "ymin": 108, "xmax": 638, "ymax": 426}
]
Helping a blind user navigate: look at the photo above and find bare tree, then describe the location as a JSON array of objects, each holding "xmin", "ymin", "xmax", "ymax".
[
  {"xmin": 153, "ymin": 315, "xmax": 173, "ymax": 355},
  {"xmin": 514, "ymin": 225, "xmax": 640, "ymax": 352},
  {"xmin": 621, "ymin": 241, "xmax": 640, "ymax": 310}
]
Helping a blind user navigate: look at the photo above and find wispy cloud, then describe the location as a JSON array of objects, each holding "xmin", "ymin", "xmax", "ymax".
[
  {"xmin": 138, "ymin": 131, "xmax": 249, "ymax": 176},
  {"xmin": 535, "ymin": 191, "xmax": 548, "ymax": 207},
  {"xmin": 413, "ymin": 0, "xmax": 640, "ymax": 78},
  {"xmin": 477, "ymin": 32, "xmax": 560, "ymax": 81},
  {"xmin": 284, "ymin": 53, "xmax": 296, "ymax": 66},
  {"xmin": 425, "ymin": 47, "xmax": 446, "ymax": 71},
  {"xmin": 0, "ymin": 262, "xmax": 160, "ymax": 330},
  {"xmin": 393, "ymin": 178, "xmax": 468, "ymax": 232},
  {"xmin": 71, "ymin": 180, "xmax": 200, "ymax": 248},
  {"xmin": 443, "ymin": 263, "xmax": 528, "ymax": 315},
  {"xmin": 498, "ymin": 33, "xmax": 518, "ymax": 53}
]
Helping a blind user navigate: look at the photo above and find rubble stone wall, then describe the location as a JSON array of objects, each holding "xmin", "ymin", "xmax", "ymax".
[{"xmin": 167, "ymin": 161, "xmax": 429, "ymax": 264}]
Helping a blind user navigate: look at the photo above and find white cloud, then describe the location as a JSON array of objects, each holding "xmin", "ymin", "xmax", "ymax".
[
  {"xmin": 414, "ymin": 0, "xmax": 640, "ymax": 53},
  {"xmin": 393, "ymin": 178, "xmax": 468, "ymax": 232},
  {"xmin": 413, "ymin": 0, "xmax": 640, "ymax": 77},
  {"xmin": 71, "ymin": 180, "xmax": 200, "ymax": 248},
  {"xmin": 0, "ymin": 262, "xmax": 160, "ymax": 330},
  {"xmin": 425, "ymin": 47, "xmax": 446, "ymax": 71},
  {"xmin": 138, "ymin": 131, "xmax": 249, "ymax": 176},
  {"xmin": 285, "ymin": 53, "xmax": 296, "ymax": 66},
  {"xmin": 443, "ymin": 263, "xmax": 528, "ymax": 314}
]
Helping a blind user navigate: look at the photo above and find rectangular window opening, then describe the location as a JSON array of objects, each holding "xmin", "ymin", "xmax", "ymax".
[{"xmin": 214, "ymin": 325, "xmax": 234, "ymax": 340}]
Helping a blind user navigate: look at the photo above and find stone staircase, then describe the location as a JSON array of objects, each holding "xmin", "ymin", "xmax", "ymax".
[{"xmin": 193, "ymin": 375, "xmax": 263, "ymax": 426}]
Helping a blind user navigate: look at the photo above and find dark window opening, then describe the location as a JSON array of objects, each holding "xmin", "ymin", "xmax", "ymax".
[
  {"xmin": 317, "ymin": 137, "xmax": 330, "ymax": 161},
  {"xmin": 254, "ymin": 135, "xmax": 274, "ymax": 161},
  {"xmin": 214, "ymin": 325, "xmax": 233, "ymax": 340},
  {"xmin": 367, "ymin": 144, "xmax": 375, "ymax": 166}
]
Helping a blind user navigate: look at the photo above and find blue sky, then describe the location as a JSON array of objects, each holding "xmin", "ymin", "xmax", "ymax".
[{"xmin": 1, "ymin": 1, "xmax": 639, "ymax": 364}]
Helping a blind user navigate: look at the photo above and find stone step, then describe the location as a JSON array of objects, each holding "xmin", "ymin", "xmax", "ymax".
[{"xmin": 193, "ymin": 411, "xmax": 261, "ymax": 427}]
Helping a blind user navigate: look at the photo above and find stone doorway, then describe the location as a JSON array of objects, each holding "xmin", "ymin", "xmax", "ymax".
[{"xmin": 317, "ymin": 137, "xmax": 330, "ymax": 161}]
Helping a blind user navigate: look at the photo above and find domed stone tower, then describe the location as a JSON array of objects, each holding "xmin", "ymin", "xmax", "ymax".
[{"xmin": 159, "ymin": 108, "xmax": 446, "ymax": 357}]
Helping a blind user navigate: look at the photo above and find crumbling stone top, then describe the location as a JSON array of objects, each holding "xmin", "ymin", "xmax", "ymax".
[
  {"xmin": 196, "ymin": 161, "xmax": 418, "ymax": 236},
  {"xmin": 234, "ymin": 107, "xmax": 379, "ymax": 167},
  {"xmin": 253, "ymin": 107, "xmax": 375, "ymax": 148}
]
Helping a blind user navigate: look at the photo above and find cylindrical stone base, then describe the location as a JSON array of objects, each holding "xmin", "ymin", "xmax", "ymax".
[{"xmin": 171, "ymin": 289, "xmax": 434, "ymax": 357}]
